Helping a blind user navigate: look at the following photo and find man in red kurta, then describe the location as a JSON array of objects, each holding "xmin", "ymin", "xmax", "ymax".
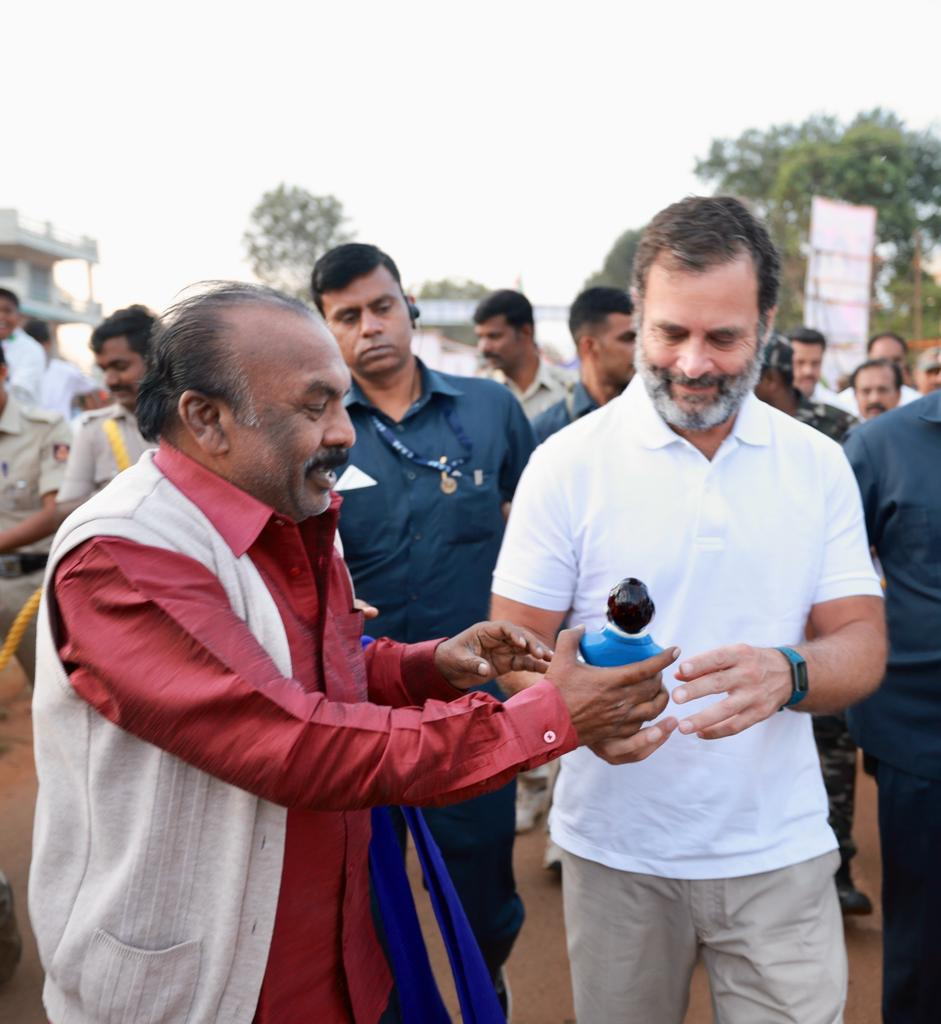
[{"xmin": 31, "ymin": 282, "xmax": 678, "ymax": 1024}]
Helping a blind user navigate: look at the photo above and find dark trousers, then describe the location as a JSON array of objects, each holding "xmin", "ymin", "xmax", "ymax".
[{"xmin": 872, "ymin": 757, "xmax": 941, "ymax": 1023}]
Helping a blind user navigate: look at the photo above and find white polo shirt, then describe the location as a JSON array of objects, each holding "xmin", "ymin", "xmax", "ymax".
[{"xmin": 492, "ymin": 376, "xmax": 882, "ymax": 879}]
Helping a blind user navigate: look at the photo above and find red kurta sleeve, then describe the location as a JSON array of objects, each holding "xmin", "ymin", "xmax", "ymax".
[{"xmin": 54, "ymin": 537, "xmax": 577, "ymax": 812}]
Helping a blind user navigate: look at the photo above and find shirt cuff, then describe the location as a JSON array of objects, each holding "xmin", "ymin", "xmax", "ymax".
[
  {"xmin": 401, "ymin": 638, "xmax": 463, "ymax": 702},
  {"xmin": 504, "ymin": 679, "xmax": 578, "ymax": 764}
]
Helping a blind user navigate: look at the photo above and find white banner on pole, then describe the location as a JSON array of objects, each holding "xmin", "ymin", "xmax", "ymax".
[{"xmin": 803, "ymin": 196, "xmax": 877, "ymax": 385}]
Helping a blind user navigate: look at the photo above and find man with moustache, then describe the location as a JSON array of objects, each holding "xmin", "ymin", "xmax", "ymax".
[
  {"xmin": 30, "ymin": 282, "xmax": 677, "ymax": 1024},
  {"xmin": 311, "ymin": 243, "xmax": 545, "ymax": 1012},
  {"xmin": 852, "ymin": 358, "xmax": 902, "ymax": 421},
  {"xmin": 836, "ymin": 332, "xmax": 920, "ymax": 415},
  {"xmin": 57, "ymin": 304, "xmax": 157, "ymax": 504},
  {"xmin": 474, "ymin": 289, "xmax": 574, "ymax": 419},
  {"xmin": 491, "ymin": 196, "xmax": 887, "ymax": 1023},
  {"xmin": 787, "ymin": 326, "xmax": 840, "ymax": 405},
  {"xmin": 531, "ymin": 286, "xmax": 637, "ymax": 446}
]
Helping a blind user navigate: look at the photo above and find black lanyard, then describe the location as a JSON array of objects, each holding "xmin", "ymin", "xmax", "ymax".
[{"xmin": 370, "ymin": 404, "xmax": 473, "ymax": 478}]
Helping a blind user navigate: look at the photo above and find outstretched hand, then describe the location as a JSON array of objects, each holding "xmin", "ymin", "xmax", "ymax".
[
  {"xmin": 547, "ymin": 626, "xmax": 680, "ymax": 764},
  {"xmin": 435, "ymin": 621, "xmax": 554, "ymax": 689}
]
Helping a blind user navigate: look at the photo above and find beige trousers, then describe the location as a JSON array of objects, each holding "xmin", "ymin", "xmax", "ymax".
[{"xmin": 561, "ymin": 848, "xmax": 845, "ymax": 1024}]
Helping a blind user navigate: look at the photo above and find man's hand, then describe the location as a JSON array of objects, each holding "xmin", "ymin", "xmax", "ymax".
[
  {"xmin": 548, "ymin": 627, "xmax": 680, "ymax": 764},
  {"xmin": 672, "ymin": 644, "xmax": 793, "ymax": 740},
  {"xmin": 435, "ymin": 621, "xmax": 553, "ymax": 689}
]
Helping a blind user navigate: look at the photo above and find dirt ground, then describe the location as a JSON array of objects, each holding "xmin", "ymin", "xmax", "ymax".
[{"xmin": 1, "ymin": 683, "xmax": 883, "ymax": 1023}]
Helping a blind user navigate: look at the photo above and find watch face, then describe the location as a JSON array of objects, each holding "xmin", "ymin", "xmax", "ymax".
[
  {"xmin": 794, "ymin": 657, "xmax": 809, "ymax": 693},
  {"xmin": 777, "ymin": 646, "xmax": 809, "ymax": 707}
]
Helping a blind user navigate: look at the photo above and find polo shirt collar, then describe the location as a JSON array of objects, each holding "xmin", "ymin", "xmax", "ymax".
[
  {"xmin": 624, "ymin": 375, "xmax": 772, "ymax": 450},
  {"xmin": 345, "ymin": 358, "xmax": 462, "ymax": 417},
  {"xmin": 0, "ymin": 395, "xmax": 23, "ymax": 436}
]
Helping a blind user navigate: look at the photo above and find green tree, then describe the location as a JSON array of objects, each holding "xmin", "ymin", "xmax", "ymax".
[
  {"xmin": 584, "ymin": 228, "xmax": 643, "ymax": 291},
  {"xmin": 695, "ymin": 110, "xmax": 941, "ymax": 334},
  {"xmin": 243, "ymin": 184, "xmax": 352, "ymax": 300},
  {"xmin": 415, "ymin": 277, "xmax": 490, "ymax": 300}
]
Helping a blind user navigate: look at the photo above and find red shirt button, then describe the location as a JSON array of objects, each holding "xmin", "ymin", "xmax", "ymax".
[
  {"xmin": 543, "ymin": 730, "xmax": 557, "ymax": 744},
  {"xmin": 288, "ymin": 566, "xmax": 301, "ymax": 578}
]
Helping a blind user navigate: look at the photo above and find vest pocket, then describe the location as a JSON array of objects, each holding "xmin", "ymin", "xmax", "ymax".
[{"xmin": 79, "ymin": 928, "xmax": 201, "ymax": 1023}]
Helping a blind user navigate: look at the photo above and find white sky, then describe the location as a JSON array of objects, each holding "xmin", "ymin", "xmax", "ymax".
[{"xmin": 7, "ymin": 0, "xmax": 940, "ymax": 330}]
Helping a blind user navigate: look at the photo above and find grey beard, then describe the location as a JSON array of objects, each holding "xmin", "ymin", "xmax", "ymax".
[{"xmin": 635, "ymin": 335, "xmax": 764, "ymax": 432}]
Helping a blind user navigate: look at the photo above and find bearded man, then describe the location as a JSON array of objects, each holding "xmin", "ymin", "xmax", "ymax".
[{"xmin": 490, "ymin": 196, "xmax": 887, "ymax": 1024}]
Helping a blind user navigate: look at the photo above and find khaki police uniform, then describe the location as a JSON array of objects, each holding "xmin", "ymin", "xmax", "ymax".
[
  {"xmin": 0, "ymin": 396, "xmax": 72, "ymax": 680},
  {"xmin": 480, "ymin": 359, "xmax": 575, "ymax": 420},
  {"xmin": 57, "ymin": 404, "xmax": 154, "ymax": 503}
]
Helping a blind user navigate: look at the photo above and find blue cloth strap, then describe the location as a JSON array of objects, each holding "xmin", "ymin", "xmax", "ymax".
[{"xmin": 369, "ymin": 806, "xmax": 506, "ymax": 1024}]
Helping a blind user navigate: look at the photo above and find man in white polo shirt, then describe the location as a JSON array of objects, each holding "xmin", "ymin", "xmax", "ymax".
[{"xmin": 491, "ymin": 196, "xmax": 887, "ymax": 1024}]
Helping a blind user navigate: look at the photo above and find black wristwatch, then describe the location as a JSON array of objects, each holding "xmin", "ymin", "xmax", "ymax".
[{"xmin": 775, "ymin": 646, "xmax": 809, "ymax": 710}]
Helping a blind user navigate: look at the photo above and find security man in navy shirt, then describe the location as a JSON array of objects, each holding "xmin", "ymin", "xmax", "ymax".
[
  {"xmin": 312, "ymin": 243, "xmax": 534, "ymax": 1012},
  {"xmin": 844, "ymin": 391, "xmax": 941, "ymax": 1022}
]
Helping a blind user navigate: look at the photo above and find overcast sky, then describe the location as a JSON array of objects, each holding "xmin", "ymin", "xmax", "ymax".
[{"xmin": 8, "ymin": 0, "xmax": 939, "ymax": 325}]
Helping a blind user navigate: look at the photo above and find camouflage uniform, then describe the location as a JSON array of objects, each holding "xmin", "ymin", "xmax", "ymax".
[
  {"xmin": 792, "ymin": 396, "xmax": 860, "ymax": 865},
  {"xmin": 793, "ymin": 394, "xmax": 856, "ymax": 444},
  {"xmin": 762, "ymin": 336, "xmax": 865, "ymax": 887}
]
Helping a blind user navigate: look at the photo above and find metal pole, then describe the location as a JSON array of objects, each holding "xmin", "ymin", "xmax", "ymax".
[{"xmin": 913, "ymin": 231, "xmax": 923, "ymax": 340}]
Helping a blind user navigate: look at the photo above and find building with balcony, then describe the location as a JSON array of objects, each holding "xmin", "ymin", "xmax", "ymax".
[{"xmin": 0, "ymin": 209, "xmax": 101, "ymax": 328}]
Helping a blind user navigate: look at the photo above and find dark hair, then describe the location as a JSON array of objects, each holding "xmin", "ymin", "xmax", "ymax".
[
  {"xmin": 632, "ymin": 196, "xmax": 780, "ymax": 319},
  {"xmin": 852, "ymin": 358, "xmax": 902, "ymax": 391},
  {"xmin": 787, "ymin": 326, "xmax": 826, "ymax": 349},
  {"xmin": 311, "ymin": 243, "xmax": 403, "ymax": 314},
  {"xmin": 568, "ymin": 287, "xmax": 634, "ymax": 341},
  {"xmin": 0, "ymin": 287, "xmax": 19, "ymax": 309},
  {"xmin": 867, "ymin": 331, "xmax": 907, "ymax": 355},
  {"xmin": 473, "ymin": 289, "xmax": 534, "ymax": 329},
  {"xmin": 137, "ymin": 282, "xmax": 315, "ymax": 442},
  {"xmin": 22, "ymin": 318, "xmax": 51, "ymax": 344},
  {"xmin": 90, "ymin": 304, "xmax": 158, "ymax": 358}
]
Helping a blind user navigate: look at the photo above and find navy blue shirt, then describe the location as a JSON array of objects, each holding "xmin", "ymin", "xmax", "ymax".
[
  {"xmin": 337, "ymin": 360, "xmax": 535, "ymax": 643},
  {"xmin": 531, "ymin": 380, "xmax": 599, "ymax": 445},
  {"xmin": 844, "ymin": 391, "xmax": 941, "ymax": 780}
]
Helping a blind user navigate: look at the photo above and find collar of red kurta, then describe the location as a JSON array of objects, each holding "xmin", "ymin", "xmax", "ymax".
[{"xmin": 153, "ymin": 441, "xmax": 342, "ymax": 558}]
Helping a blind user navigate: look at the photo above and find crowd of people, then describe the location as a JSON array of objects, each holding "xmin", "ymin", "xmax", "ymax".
[{"xmin": 0, "ymin": 194, "xmax": 938, "ymax": 1024}]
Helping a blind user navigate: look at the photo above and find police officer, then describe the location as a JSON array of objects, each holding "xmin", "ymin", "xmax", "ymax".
[
  {"xmin": 0, "ymin": 345, "xmax": 72, "ymax": 682},
  {"xmin": 755, "ymin": 334, "xmax": 871, "ymax": 914},
  {"xmin": 57, "ymin": 305, "xmax": 156, "ymax": 505}
]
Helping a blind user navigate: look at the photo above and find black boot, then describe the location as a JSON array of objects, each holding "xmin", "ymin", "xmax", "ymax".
[
  {"xmin": 835, "ymin": 861, "xmax": 873, "ymax": 916},
  {"xmin": 0, "ymin": 871, "xmax": 22, "ymax": 986}
]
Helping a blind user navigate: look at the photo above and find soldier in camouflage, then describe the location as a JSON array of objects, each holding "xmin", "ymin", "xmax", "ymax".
[{"xmin": 756, "ymin": 334, "xmax": 872, "ymax": 915}]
